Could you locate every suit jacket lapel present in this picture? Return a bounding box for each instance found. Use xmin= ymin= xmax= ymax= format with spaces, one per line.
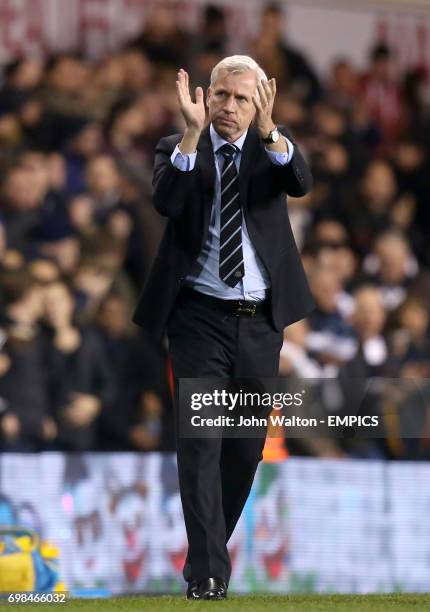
xmin=196 ymin=126 xmax=216 ymax=230
xmin=238 ymin=127 xmax=260 ymax=210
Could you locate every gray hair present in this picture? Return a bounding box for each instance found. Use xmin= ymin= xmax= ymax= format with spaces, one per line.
xmin=210 ymin=55 xmax=267 ymax=87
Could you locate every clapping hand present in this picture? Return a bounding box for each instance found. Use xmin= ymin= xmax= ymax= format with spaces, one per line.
xmin=252 ymin=78 xmax=277 ymax=137
xmin=176 ymin=69 xmax=206 ymax=132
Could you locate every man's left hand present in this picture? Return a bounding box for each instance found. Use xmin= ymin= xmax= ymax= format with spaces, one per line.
xmin=252 ymin=78 xmax=277 ymax=138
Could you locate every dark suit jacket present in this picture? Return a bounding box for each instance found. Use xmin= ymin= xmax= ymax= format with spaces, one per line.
xmin=132 ymin=124 xmax=315 ymax=339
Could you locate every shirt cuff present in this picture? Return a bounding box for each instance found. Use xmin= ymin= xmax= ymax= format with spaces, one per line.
xmin=265 ymin=136 xmax=294 ymax=165
xmin=171 ymin=145 xmax=197 ymax=171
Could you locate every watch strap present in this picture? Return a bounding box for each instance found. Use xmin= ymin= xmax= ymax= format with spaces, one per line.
xmin=262 ymin=128 xmax=279 ymax=144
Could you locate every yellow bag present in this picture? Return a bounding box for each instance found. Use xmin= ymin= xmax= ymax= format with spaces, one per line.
xmin=0 ymin=528 xmax=63 ymax=593
xmin=0 ymin=530 xmax=37 ymax=591
xmin=0 ymin=550 xmax=35 ymax=591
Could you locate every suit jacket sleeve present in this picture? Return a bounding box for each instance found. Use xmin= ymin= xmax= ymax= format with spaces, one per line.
xmin=273 ymin=126 xmax=313 ymax=197
xmin=152 ymin=134 xmax=197 ymax=218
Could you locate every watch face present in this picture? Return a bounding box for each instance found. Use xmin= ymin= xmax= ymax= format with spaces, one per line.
xmin=271 ymin=130 xmax=280 ymax=143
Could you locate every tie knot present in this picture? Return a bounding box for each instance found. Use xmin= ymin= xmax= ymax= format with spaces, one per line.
xmin=218 ymin=143 xmax=237 ymax=159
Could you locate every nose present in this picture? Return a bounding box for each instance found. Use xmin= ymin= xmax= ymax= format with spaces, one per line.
xmin=223 ymin=95 xmax=236 ymax=113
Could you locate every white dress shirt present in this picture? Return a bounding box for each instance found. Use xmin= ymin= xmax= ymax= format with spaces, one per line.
xmin=170 ymin=124 xmax=294 ymax=301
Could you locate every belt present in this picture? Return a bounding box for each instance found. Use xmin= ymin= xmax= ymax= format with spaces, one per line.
xmin=180 ymin=287 xmax=270 ymax=318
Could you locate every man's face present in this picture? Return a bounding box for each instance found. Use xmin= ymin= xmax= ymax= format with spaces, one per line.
xmin=86 ymin=155 xmax=120 ymax=196
xmin=207 ymin=69 xmax=257 ymax=142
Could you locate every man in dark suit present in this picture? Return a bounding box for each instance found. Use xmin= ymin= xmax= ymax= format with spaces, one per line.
xmin=133 ymin=55 xmax=314 ymax=599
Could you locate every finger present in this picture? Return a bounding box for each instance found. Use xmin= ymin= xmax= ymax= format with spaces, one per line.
xmin=262 ymin=79 xmax=273 ymax=105
xmin=270 ymin=77 xmax=277 ymax=97
xmin=252 ymin=94 xmax=263 ymax=113
xmin=177 ymin=69 xmax=185 ymax=85
xmin=257 ymin=82 xmax=268 ymax=107
xmin=177 ymin=71 xmax=190 ymax=104
xmin=177 ymin=75 xmax=186 ymax=96
xmin=195 ymin=86 xmax=204 ymax=105
xmin=178 ymin=70 xmax=188 ymax=94
xmin=263 ymin=78 xmax=273 ymax=99
xmin=176 ymin=70 xmax=183 ymax=91
xmin=176 ymin=79 xmax=186 ymax=107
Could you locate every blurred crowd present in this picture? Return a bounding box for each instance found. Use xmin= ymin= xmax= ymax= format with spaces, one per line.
xmin=0 ymin=2 xmax=429 ymax=458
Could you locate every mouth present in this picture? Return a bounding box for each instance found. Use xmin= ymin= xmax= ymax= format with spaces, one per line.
xmin=217 ymin=117 xmax=236 ymax=126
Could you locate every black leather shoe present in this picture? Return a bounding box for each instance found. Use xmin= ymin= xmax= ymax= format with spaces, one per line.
xmin=186 ymin=580 xmax=200 ymax=600
xmin=197 ymin=577 xmax=228 ymax=600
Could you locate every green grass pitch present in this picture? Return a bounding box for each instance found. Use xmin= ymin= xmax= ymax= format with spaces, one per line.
xmin=3 ymin=594 xmax=430 ymax=612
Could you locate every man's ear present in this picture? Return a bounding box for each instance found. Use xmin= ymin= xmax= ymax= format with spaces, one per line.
xmin=206 ymin=86 xmax=212 ymax=107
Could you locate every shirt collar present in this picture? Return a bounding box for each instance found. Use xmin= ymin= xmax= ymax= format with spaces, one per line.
xmin=210 ymin=123 xmax=248 ymax=154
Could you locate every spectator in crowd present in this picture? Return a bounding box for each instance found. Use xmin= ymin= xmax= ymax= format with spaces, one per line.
xmin=360 ymin=43 xmax=404 ymax=147
xmin=106 ymin=98 xmax=147 ymax=161
xmin=307 ymin=266 xmax=357 ymax=374
xmin=1 ymin=164 xmax=43 ymax=253
xmin=349 ymin=286 xmax=390 ymax=376
xmin=345 ymin=160 xmax=400 ymax=255
xmin=63 ymin=118 xmax=104 ymax=196
xmin=95 ymin=291 xmax=173 ymax=451
xmin=43 ymin=280 xmax=115 ymax=451
xmin=381 ymin=297 xmax=430 ymax=459
xmin=198 ymin=5 xmax=229 ymax=55
xmin=117 ymin=48 xmax=153 ymax=97
xmin=190 ymin=5 xmax=228 ymax=88
xmin=363 ymin=230 xmax=430 ymax=313
xmin=71 ymin=251 xmax=126 ymax=324
xmin=251 ymin=2 xmax=322 ymax=106
xmin=0 ymin=269 xmax=53 ymax=450
xmin=84 ymin=154 xmax=147 ymax=285
xmin=43 ymin=54 xmax=96 ymax=121
xmin=403 ymin=67 xmax=430 ymax=149
xmin=306 ymin=239 xmax=357 ymax=319
xmin=391 ymin=138 xmax=429 ymax=262
xmin=392 ymin=298 xmax=430 ymax=375
xmin=326 ymin=58 xmax=360 ymax=113
xmin=0 ymin=58 xmax=44 ymax=116
xmin=128 ymin=2 xmax=190 ymax=70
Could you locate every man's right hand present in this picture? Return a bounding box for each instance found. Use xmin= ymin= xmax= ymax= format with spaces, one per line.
xmin=176 ymin=68 xmax=205 ymax=153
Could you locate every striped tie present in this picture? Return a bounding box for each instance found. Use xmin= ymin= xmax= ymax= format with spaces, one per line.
xmin=218 ymin=143 xmax=244 ymax=287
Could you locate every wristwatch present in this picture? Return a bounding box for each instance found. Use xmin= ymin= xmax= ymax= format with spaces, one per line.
xmin=262 ymin=128 xmax=280 ymax=144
